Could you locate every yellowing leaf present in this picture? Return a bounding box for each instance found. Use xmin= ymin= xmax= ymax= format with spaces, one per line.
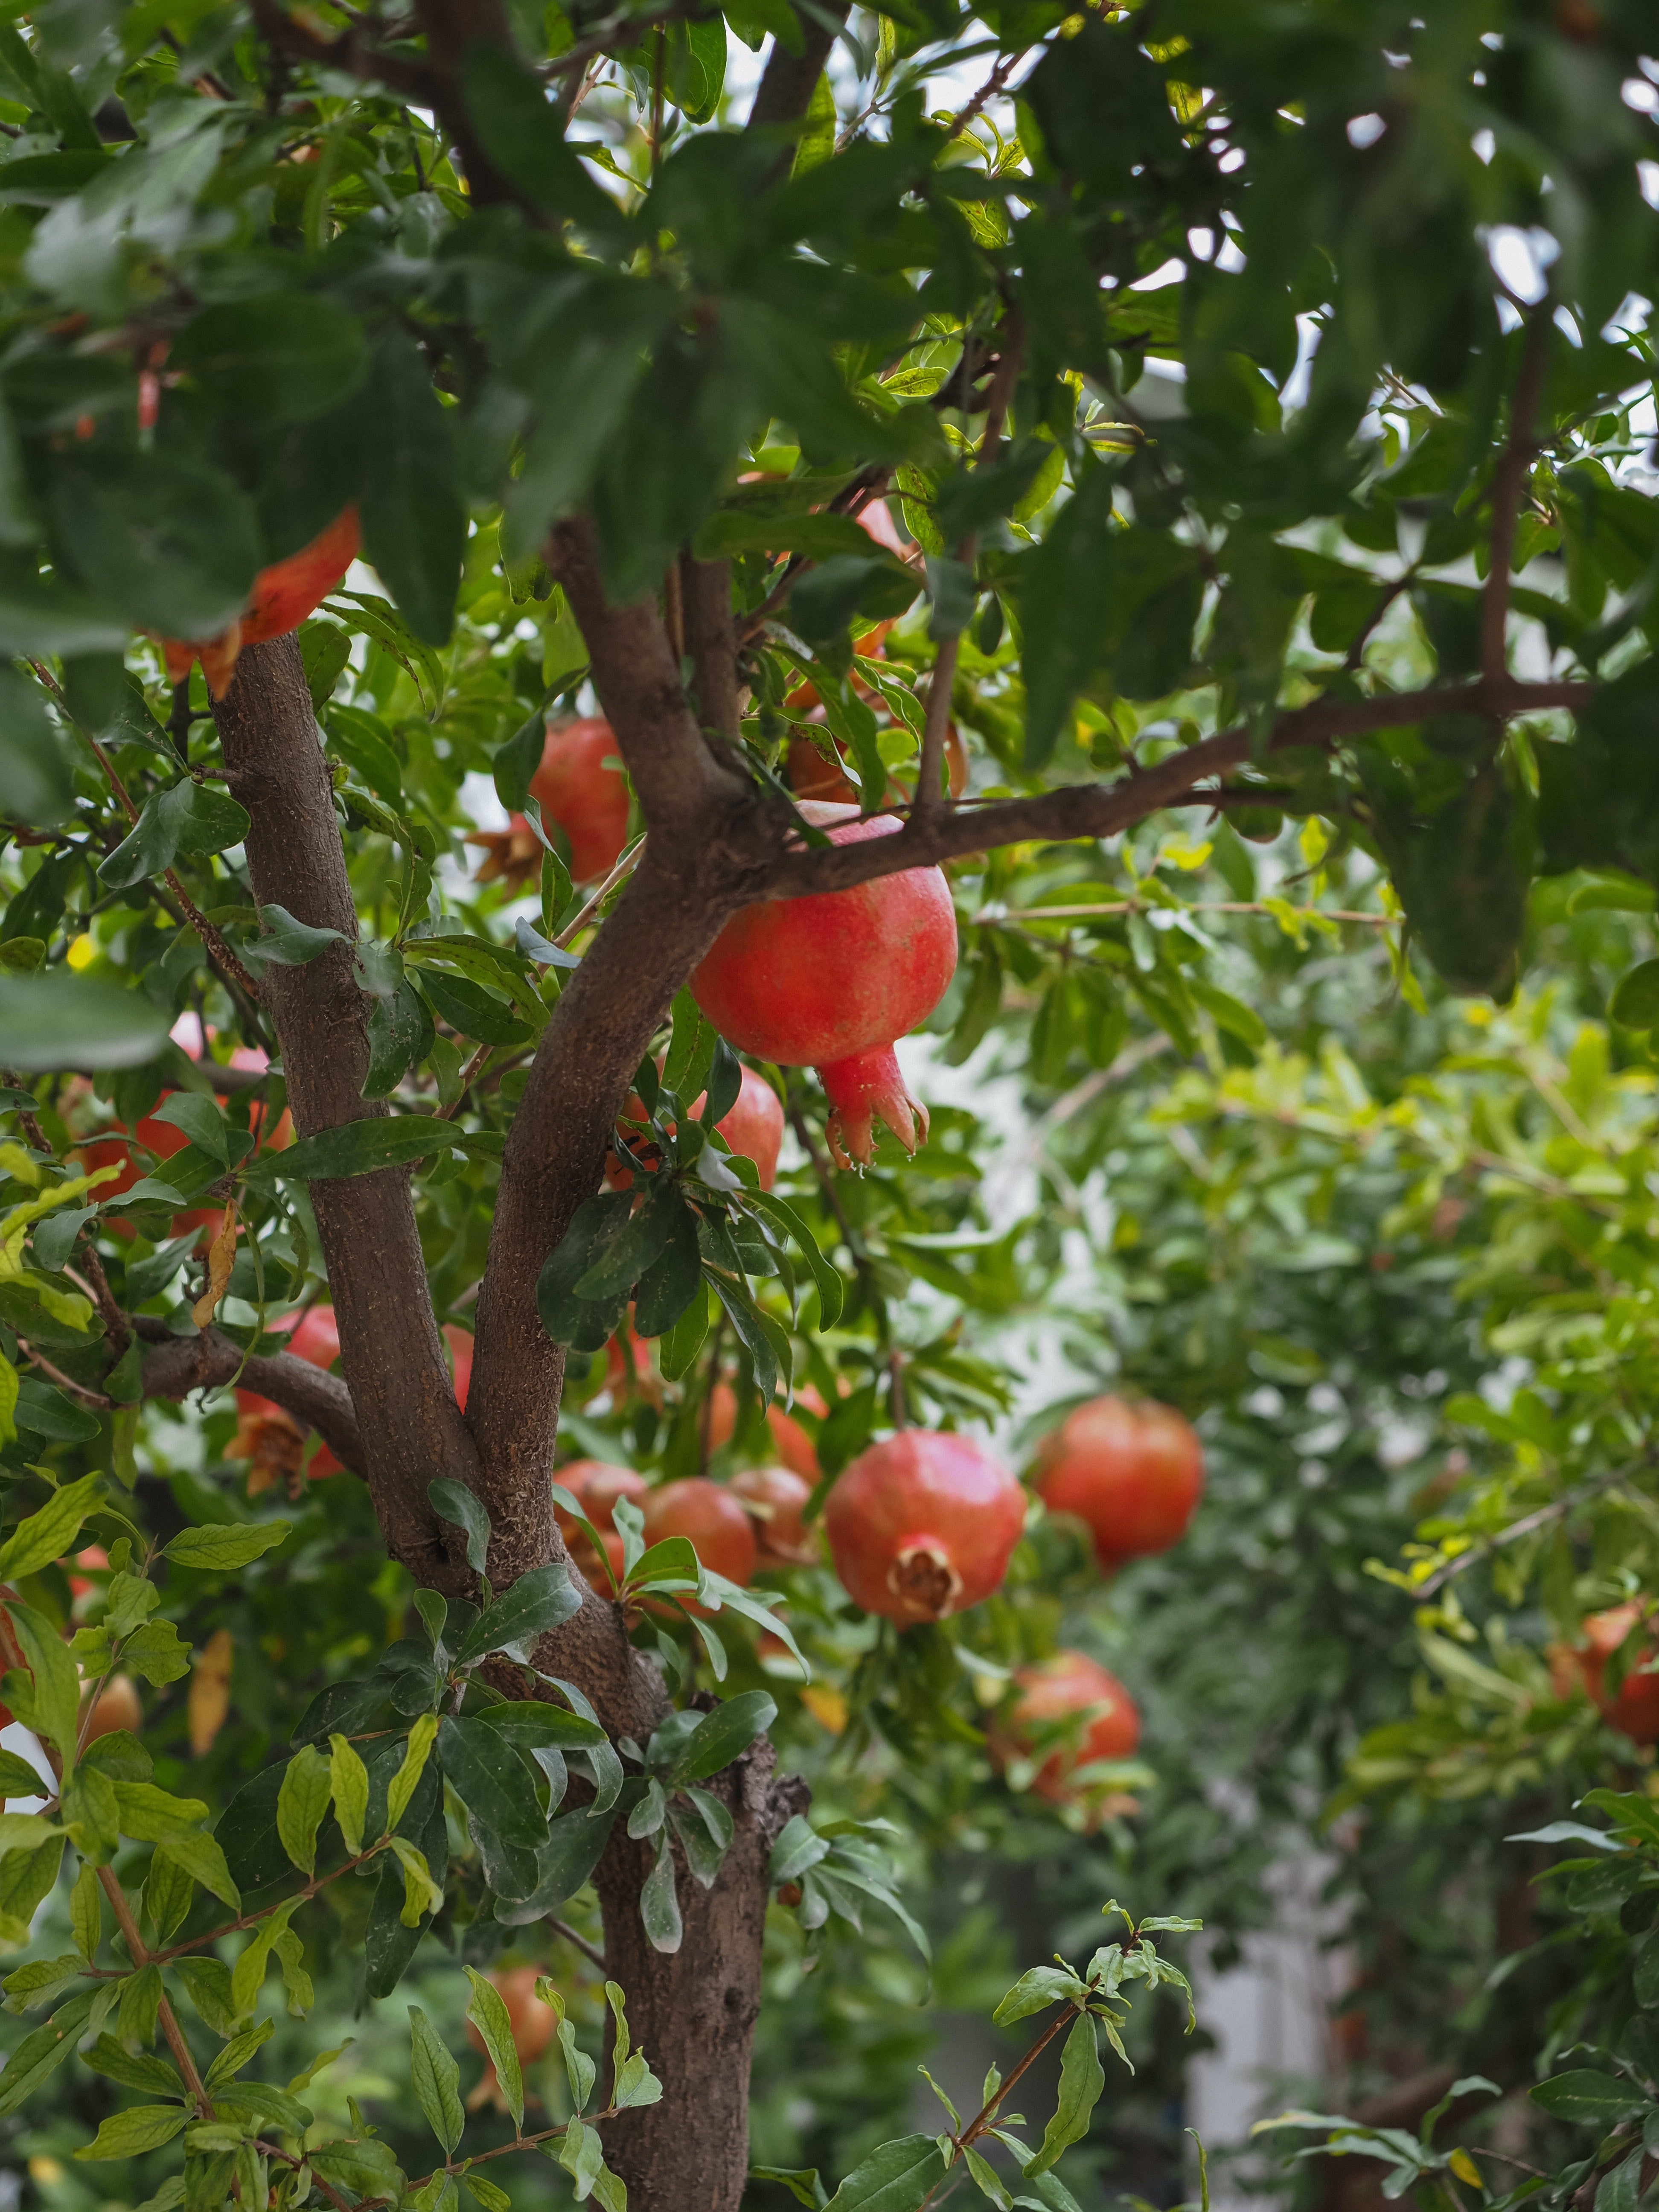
xmin=191 ymin=1206 xmax=238 ymax=1330
xmin=188 ymin=1628 xmax=234 ymax=1757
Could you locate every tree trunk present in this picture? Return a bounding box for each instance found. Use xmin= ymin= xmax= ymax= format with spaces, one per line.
xmin=595 ymin=1738 xmax=809 ymax=2206
xmin=209 ymin=631 xmax=806 ymax=2212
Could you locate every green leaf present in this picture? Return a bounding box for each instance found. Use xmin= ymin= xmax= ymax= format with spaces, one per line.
xmin=248 ymin=1115 xmax=492 ymax=1186
xmin=0 ymin=1471 xmax=102 ymax=1580
xmin=822 ymin=2135 xmax=949 ymax=2212
xmin=98 ymin=780 xmax=252 ymax=891
xmin=276 ymin=1745 xmax=332 ymax=1875
xmin=0 ymin=974 xmax=169 ymax=1072
xmin=149 ymin=1091 xmax=230 ymax=1168
xmin=640 ymin=1830 xmax=682 ymax=1953
xmin=1529 ymin=2072 xmax=1647 ymax=2124
xmin=8 ymin=1601 xmax=80 ymax=1759
xmin=164 ymin=1522 xmax=291 ymax=1572
xmin=751 ymin=2169 xmax=830 ymax=2210
xmin=408 ymin=2003 xmax=465 ymax=2155
xmin=461 ymin=44 xmax=632 ymax=238
xmin=430 ymin=1479 xmax=492 ymax=1575
xmin=668 ymin=1690 xmax=777 ymax=1783
xmin=387 ymin=1713 xmax=439 ymax=1834
xmin=52 ymin=450 xmax=260 ymax=642
xmin=745 ymin=1193 xmax=844 ymax=1329
xmin=993 ymin=1967 xmax=1088 ymax=2027
xmin=1610 ymin=959 xmax=1659 ymax=1030
xmin=75 ymin=2105 xmax=190 ymax=2160
xmin=495 ymin=1805 xmax=617 ymax=1925
xmin=172 ymin=294 xmax=367 ymax=425
xmin=0 ymin=668 xmax=72 ymax=824
xmin=111 ymin=1782 xmax=209 ymax=1842
xmin=69 ymin=1857 xmax=99 ymax=1958
xmin=243 ymin=905 xmax=349 ymax=971
xmin=464 ymin=1963 xmax=524 ymax=2131
xmin=329 ymin=1734 xmax=370 ymax=1855
xmin=154 ymin=1831 xmax=238 ymax=1910
xmin=358 ymin=329 xmax=466 ymax=646
xmin=1026 ymin=2016 xmax=1105 ymax=2176
xmin=454 ymin=1565 xmax=583 ymax=1665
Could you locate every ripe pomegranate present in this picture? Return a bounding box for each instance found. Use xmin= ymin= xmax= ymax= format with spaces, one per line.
xmin=1035 ymin=1395 xmax=1203 ymax=1568
xmin=446 ymin=1324 xmax=474 ymax=1411
xmin=83 ymin=1674 xmax=142 ymax=1740
xmin=824 ymin=1430 xmax=1025 ymax=1626
xmin=157 ymin=508 xmax=358 ymax=697
xmin=705 ymin=1382 xmax=827 ymax=1477
xmin=65 ymin=1544 xmax=108 ymax=1601
xmin=610 ymin=1063 xmax=785 ymax=1193
xmin=640 ymin=1479 xmax=757 ymax=1589
xmin=992 ymin=1652 xmax=1141 ymax=1805
xmin=469 ymin=717 xmax=629 ymax=891
xmin=731 ymin=1466 xmax=819 ymax=1567
xmin=555 ymin=1460 xmax=648 ymax=1587
xmin=1557 ymin=1605 xmax=1659 ymax=1744
xmin=466 ymin=1965 xmax=557 ymax=2110
xmin=691 ymin=803 xmax=957 ymax=1168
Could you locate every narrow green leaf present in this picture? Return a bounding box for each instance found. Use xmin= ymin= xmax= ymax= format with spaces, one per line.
xmin=409 ymin=2003 xmax=466 ymax=2154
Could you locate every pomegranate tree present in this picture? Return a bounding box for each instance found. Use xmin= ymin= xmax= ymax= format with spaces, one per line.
xmin=158 ymin=507 xmax=359 ymax=696
xmin=824 ymin=1430 xmax=1025 ymax=1625
xmin=691 ymin=804 xmax=958 ymax=1168
xmin=1035 ymin=1395 xmax=1204 ymax=1568
xmin=471 ymin=716 xmax=629 ymax=890
xmin=992 ymin=1651 xmax=1141 ymax=1807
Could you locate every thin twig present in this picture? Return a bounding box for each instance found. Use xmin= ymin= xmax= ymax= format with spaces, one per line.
xmin=548 ymin=1913 xmax=608 ymax=1973
xmin=554 ymin=836 xmax=647 ymax=949
xmin=1481 ymin=310 xmax=1553 ymax=683
xmin=18 ymin=1342 xmax=113 ymax=1409
xmin=1412 ymin=1461 xmax=1650 ymax=1598
xmin=97 ymin=1867 xmax=217 ymax=2118
xmin=944 ymin=47 xmax=1029 ymax=141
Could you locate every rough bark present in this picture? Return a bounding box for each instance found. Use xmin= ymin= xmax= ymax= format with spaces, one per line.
xmin=596 ymin=1732 xmax=809 ymax=2203
xmin=211 ymin=636 xmax=479 ymax=1586
xmin=136 ymin=1319 xmax=362 ymax=1471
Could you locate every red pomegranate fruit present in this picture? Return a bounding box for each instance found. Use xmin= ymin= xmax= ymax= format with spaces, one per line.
xmin=730 ymin=1466 xmax=819 ymax=1567
xmin=824 ymin=1430 xmax=1025 ymax=1626
xmin=640 ymin=1479 xmax=757 ymax=1589
xmin=1565 ymin=1605 xmax=1659 ymax=1744
xmin=158 ymin=508 xmax=358 ymax=697
xmin=994 ymin=1652 xmax=1141 ymax=1804
xmin=691 ymin=803 xmax=957 ymax=1168
xmin=1035 ymin=1395 xmax=1203 ymax=1568
xmin=469 ymin=717 xmax=629 ymax=891
xmin=554 ymin=1460 xmax=647 ymax=1587
xmin=611 ymin=1063 xmax=785 ymax=1193
xmin=705 ymin=1382 xmax=827 ymax=1477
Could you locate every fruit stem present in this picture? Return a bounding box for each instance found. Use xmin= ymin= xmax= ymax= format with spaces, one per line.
xmin=888 ymin=1350 xmax=909 ymax=1430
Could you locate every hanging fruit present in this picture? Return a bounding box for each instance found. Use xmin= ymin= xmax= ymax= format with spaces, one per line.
xmin=1035 ymin=1395 xmax=1203 ymax=1569
xmin=610 ymin=1062 xmax=785 ymax=1193
xmin=1556 ymin=1605 xmax=1659 ymax=1744
xmin=555 ymin=1460 xmax=649 ymax=1586
xmin=730 ymin=1466 xmax=819 ymax=1567
xmin=83 ymin=1674 xmax=142 ymax=1740
xmin=824 ymin=1431 xmax=1025 ymax=1626
xmin=691 ymin=803 xmax=957 ymax=1168
xmin=704 ymin=1381 xmax=826 ymax=1476
xmin=640 ymin=1479 xmax=757 ymax=1589
xmin=991 ymin=1652 xmax=1141 ymax=1809
xmin=469 ymin=717 xmax=629 ymax=891
xmin=156 ymin=507 xmax=359 ymax=697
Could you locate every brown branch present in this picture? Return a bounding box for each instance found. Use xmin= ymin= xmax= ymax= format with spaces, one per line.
xmin=549 ymin=1913 xmax=609 ymax=1972
xmin=680 ymin=555 xmax=742 ymax=745
xmin=756 ymin=675 xmax=1595 ymax=900
xmin=97 ymin=1867 xmax=216 ymax=2117
xmin=748 ymin=0 xmax=852 ymax=138
xmin=135 ymin=1317 xmax=364 ymax=1473
xmin=1482 ymin=311 xmax=1553 ymax=684
xmin=944 ymin=48 xmax=1030 ymax=140
xmin=211 ymin=636 xmax=477 ymax=1588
